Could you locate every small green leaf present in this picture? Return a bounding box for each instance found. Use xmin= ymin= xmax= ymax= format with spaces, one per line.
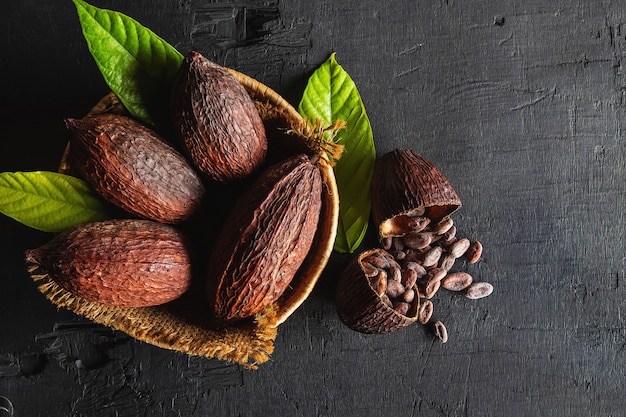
xmin=0 ymin=171 xmax=110 ymax=233
xmin=73 ymin=0 xmax=183 ymax=126
xmin=298 ymin=53 xmax=376 ymax=253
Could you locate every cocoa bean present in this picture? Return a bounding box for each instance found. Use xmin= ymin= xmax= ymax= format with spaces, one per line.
xmin=369 ymin=269 xmax=388 ymax=296
xmin=466 ymin=241 xmax=483 ymax=264
xmin=465 ymin=282 xmax=494 ymax=299
xmin=426 ymin=267 xmax=447 ymax=283
xmin=386 ymin=279 xmax=406 ymax=298
xmin=388 ymin=265 xmax=402 ymax=282
xmin=441 ymin=272 xmax=473 ymax=291
xmin=423 ymin=278 xmax=441 ymax=299
xmin=434 ymin=217 xmax=454 ymax=235
xmin=393 ymin=301 xmax=410 ymax=316
xmin=403 ymin=232 xmax=432 ymax=250
xmin=449 ymin=238 xmax=471 ymax=258
xmin=402 ymin=288 xmax=416 ymax=303
xmin=439 ymin=254 xmax=456 ymax=272
xmin=418 ymin=300 xmax=434 ymax=324
xmin=433 ymin=320 xmax=448 ymax=343
xmin=405 ymin=261 xmax=427 ymax=278
xmin=361 ymin=261 xmax=380 ymax=278
xmin=422 ymin=246 xmax=443 ymax=267
xmin=401 ymin=268 xmax=418 ymax=289
xmin=362 ymin=254 xmax=390 ymax=270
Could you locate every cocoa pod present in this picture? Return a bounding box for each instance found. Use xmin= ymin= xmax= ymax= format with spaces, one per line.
xmin=371 ymin=149 xmax=461 ymax=238
xmin=335 ymin=248 xmax=420 ymax=334
xmin=25 ymin=219 xmax=192 ymax=307
xmin=171 ymin=51 xmax=267 ymax=183
xmin=207 ymin=154 xmax=322 ymax=324
xmin=65 ymin=114 xmax=206 ymax=224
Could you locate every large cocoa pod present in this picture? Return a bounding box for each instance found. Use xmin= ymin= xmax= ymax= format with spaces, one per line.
xmin=171 ymin=51 xmax=268 ymax=183
xmin=25 ymin=219 xmax=192 ymax=307
xmin=207 ymin=154 xmax=323 ymax=324
xmin=65 ymin=113 xmax=206 ymax=224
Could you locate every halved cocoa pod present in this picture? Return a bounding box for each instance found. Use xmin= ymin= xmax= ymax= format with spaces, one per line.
xmin=207 ymin=153 xmax=323 ymax=324
xmin=371 ymin=149 xmax=461 ymax=238
xmin=66 ymin=113 xmax=206 ymax=224
xmin=335 ymin=248 xmax=419 ymax=334
xmin=171 ymin=51 xmax=267 ymax=183
xmin=25 ymin=219 xmax=192 ymax=307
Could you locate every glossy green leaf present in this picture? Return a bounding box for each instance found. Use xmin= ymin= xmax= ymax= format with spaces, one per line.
xmin=0 ymin=171 xmax=109 ymax=233
xmin=73 ymin=0 xmax=183 ymax=126
xmin=298 ymin=53 xmax=376 ymax=253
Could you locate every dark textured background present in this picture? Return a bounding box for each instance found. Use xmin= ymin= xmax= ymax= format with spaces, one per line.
xmin=1 ymin=1 xmax=625 ymax=416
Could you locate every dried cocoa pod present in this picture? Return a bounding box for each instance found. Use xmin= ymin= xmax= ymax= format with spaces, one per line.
xmin=335 ymin=248 xmax=420 ymax=334
xmin=207 ymin=154 xmax=322 ymax=324
xmin=171 ymin=51 xmax=267 ymax=183
xmin=371 ymin=149 xmax=461 ymax=238
xmin=65 ymin=114 xmax=206 ymax=224
xmin=25 ymin=219 xmax=192 ymax=307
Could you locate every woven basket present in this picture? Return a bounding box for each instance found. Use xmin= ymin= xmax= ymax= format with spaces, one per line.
xmin=32 ymin=69 xmax=339 ymax=369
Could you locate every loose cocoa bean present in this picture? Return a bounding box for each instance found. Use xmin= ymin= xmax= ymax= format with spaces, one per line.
xmin=434 ymin=217 xmax=454 ymax=235
xmin=449 ymin=238 xmax=471 ymax=258
xmin=465 ymin=282 xmax=494 ymax=299
xmin=422 ymin=246 xmax=443 ymax=267
xmin=403 ymin=232 xmax=432 ymax=250
xmin=401 ymin=268 xmax=418 ymax=289
xmin=423 ymin=278 xmax=441 ymax=299
xmin=418 ymin=300 xmax=434 ymax=324
xmin=426 ymin=267 xmax=447 ymax=283
xmin=405 ymin=261 xmax=427 ymax=278
xmin=441 ymin=272 xmax=473 ymax=291
xmin=439 ymin=254 xmax=456 ymax=272
xmin=433 ymin=321 xmax=448 ymax=343
xmin=466 ymin=241 xmax=483 ymax=264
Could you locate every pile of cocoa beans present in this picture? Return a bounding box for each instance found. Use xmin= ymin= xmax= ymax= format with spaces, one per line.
xmin=26 ymin=51 xmax=324 ymax=326
xmin=336 ymin=149 xmax=493 ymax=342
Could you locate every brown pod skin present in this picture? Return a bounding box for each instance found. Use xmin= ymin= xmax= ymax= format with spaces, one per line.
xmin=171 ymin=51 xmax=267 ymax=183
xmin=66 ymin=114 xmax=206 ymax=224
xmin=371 ymin=149 xmax=461 ymax=238
xmin=207 ymin=154 xmax=322 ymax=324
xmin=335 ymin=249 xmax=419 ymax=334
xmin=25 ymin=219 xmax=192 ymax=307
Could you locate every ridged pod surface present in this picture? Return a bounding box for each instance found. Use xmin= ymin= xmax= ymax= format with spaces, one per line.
xmin=171 ymin=51 xmax=267 ymax=183
xmin=25 ymin=219 xmax=192 ymax=307
xmin=66 ymin=114 xmax=206 ymax=224
xmin=371 ymin=149 xmax=461 ymax=238
xmin=207 ymin=154 xmax=322 ymax=324
xmin=336 ymin=248 xmax=419 ymax=334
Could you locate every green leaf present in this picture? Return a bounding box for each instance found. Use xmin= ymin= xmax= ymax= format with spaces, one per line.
xmin=298 ymin=53 xmax=376 ymax=253
xmin=73 ymin=0 xmax=183 ymax=126
xmin=0 ymin=171 xmax=110 ymax=233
